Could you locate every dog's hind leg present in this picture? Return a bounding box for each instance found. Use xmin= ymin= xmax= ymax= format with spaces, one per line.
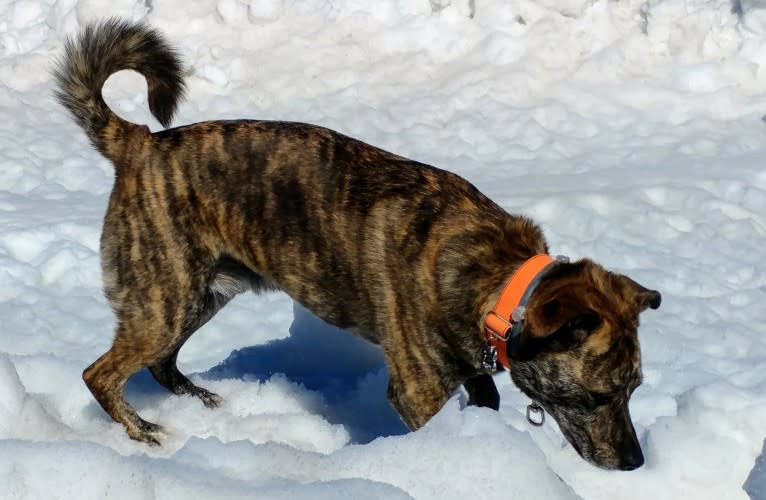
xmin=83 ymin=319 xmax=181 ymax=445
xmin=146 ymin=289 xmax=230 ymax=408
xmin=148 ymin=256 xmax=267 ymax=408
xmin=148 ymin=343 xmax=222 ymax=408
xmin=463 ymin=373 xmax=500 ymax=410
xmin=84 ymin=254 xmax=235 ymax=445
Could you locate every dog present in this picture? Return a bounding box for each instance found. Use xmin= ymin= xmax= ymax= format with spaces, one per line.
xmin=53 ymin=19 xmax=660 ymax=470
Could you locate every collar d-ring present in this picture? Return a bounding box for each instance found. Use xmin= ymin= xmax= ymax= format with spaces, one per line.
xmin=526 ymin=402 xmax=545 ymax=427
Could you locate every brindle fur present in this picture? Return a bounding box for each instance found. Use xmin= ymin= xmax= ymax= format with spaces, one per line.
xmin=54 ymin=19 xmax=660 ymax=469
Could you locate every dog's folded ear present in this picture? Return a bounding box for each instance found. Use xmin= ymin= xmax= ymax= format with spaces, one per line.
xmin=526 ymin=296 xmax=600 ymax=338
xmin=612 ymin=274 xmax=661 ymax=312
xmin=517 ymin=294 xmax=602 ymax=358
xmin=515 ymin=293 xmax=602 ymax=360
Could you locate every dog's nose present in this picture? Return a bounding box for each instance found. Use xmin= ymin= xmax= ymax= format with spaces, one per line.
xmin=647 ymin=290 xmax=661 ymax=310
xmin=618 ymin=447 xmax=645 ymax=471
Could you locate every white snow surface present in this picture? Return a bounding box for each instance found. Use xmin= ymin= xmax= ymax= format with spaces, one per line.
xmin=1 ymin=1 xmax=765 ymax=499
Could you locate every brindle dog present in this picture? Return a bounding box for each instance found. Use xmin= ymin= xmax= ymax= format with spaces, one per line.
xmin=53 ymin=19 xmax=660 ymax=470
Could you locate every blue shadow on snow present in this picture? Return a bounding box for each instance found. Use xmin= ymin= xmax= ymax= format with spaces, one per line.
xmin=124 ymin=303 xmax=408 ymax=443
xmin=206 ymin=302 xmax=408 ymax=443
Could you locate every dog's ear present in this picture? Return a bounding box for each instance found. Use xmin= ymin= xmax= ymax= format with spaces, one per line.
xmin=613 ymin=274 xmax=661 ymax=312
xmin=519 ymin=294 xmax=601 ymax=357
xmin=524 ymin=290 xmax=601 ymax=342
xmin=526 ymin=296 xmax=598 ymax=338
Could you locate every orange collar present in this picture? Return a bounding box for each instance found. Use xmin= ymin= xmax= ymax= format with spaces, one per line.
xmin=483 ymin=254 xmax=556 ymax=369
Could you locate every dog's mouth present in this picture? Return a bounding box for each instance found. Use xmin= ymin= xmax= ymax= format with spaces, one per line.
xmin=550 ymin=405 xmax=645 ymax=471
xmin=560 ymin=427 xmax=641 ymax=470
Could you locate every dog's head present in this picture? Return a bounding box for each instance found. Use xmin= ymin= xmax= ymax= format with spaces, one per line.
xmin=509 ymin=259 xmax=660 ymax=470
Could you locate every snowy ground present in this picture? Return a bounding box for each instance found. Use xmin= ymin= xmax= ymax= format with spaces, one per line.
xmin=1 ymin=0 xmax=765 ymax=499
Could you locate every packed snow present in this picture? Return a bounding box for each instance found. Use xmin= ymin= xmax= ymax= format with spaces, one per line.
xmin=1 ymin=0 xmax=765 ymax=499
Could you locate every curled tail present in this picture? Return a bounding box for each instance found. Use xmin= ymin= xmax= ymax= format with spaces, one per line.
xmin=52 ymin=18 xmax=185 ymax=156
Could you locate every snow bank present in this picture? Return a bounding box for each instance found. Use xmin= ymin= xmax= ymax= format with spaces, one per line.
xmin=0 ymin=439 xmax=413 ymax=500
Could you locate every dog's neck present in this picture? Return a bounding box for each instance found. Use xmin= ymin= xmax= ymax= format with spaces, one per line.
xmin=474 ymin=217 xmax=549 ymax=319
xmin=436 ymin=214 xmax=549 ymax=370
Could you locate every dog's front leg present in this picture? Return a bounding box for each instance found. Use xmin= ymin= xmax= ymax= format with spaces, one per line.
xmin=463 ymin=373 xmax=500 ymax=410
xmin=384 ymin=353 xmax=459 ymax=430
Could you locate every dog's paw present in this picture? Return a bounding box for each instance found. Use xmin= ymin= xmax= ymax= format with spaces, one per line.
xmin=128 ymin=419 xmax=166 ymax=446
xmin=189 ymin=386 xmax=223 ymax=409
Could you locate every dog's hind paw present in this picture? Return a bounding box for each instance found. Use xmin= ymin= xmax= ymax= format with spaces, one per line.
xmin=127 ymin=418 xmax=166 ymax=446
xmin=188 ymin=386 xmax=223 ymax=409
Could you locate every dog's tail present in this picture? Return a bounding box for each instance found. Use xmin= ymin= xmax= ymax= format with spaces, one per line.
xmin=52 ymin=18 xmax=185 ymax=158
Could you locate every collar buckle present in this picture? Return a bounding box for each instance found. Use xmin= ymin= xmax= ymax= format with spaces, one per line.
xmin=484 ymin=312 xmax=513 ymax=341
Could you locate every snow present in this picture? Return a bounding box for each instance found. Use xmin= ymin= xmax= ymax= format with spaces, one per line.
xmin=1 ymin=0 xmax=765 ymax=498
xmin=747 ymin=439 xmax=766 ymax=499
